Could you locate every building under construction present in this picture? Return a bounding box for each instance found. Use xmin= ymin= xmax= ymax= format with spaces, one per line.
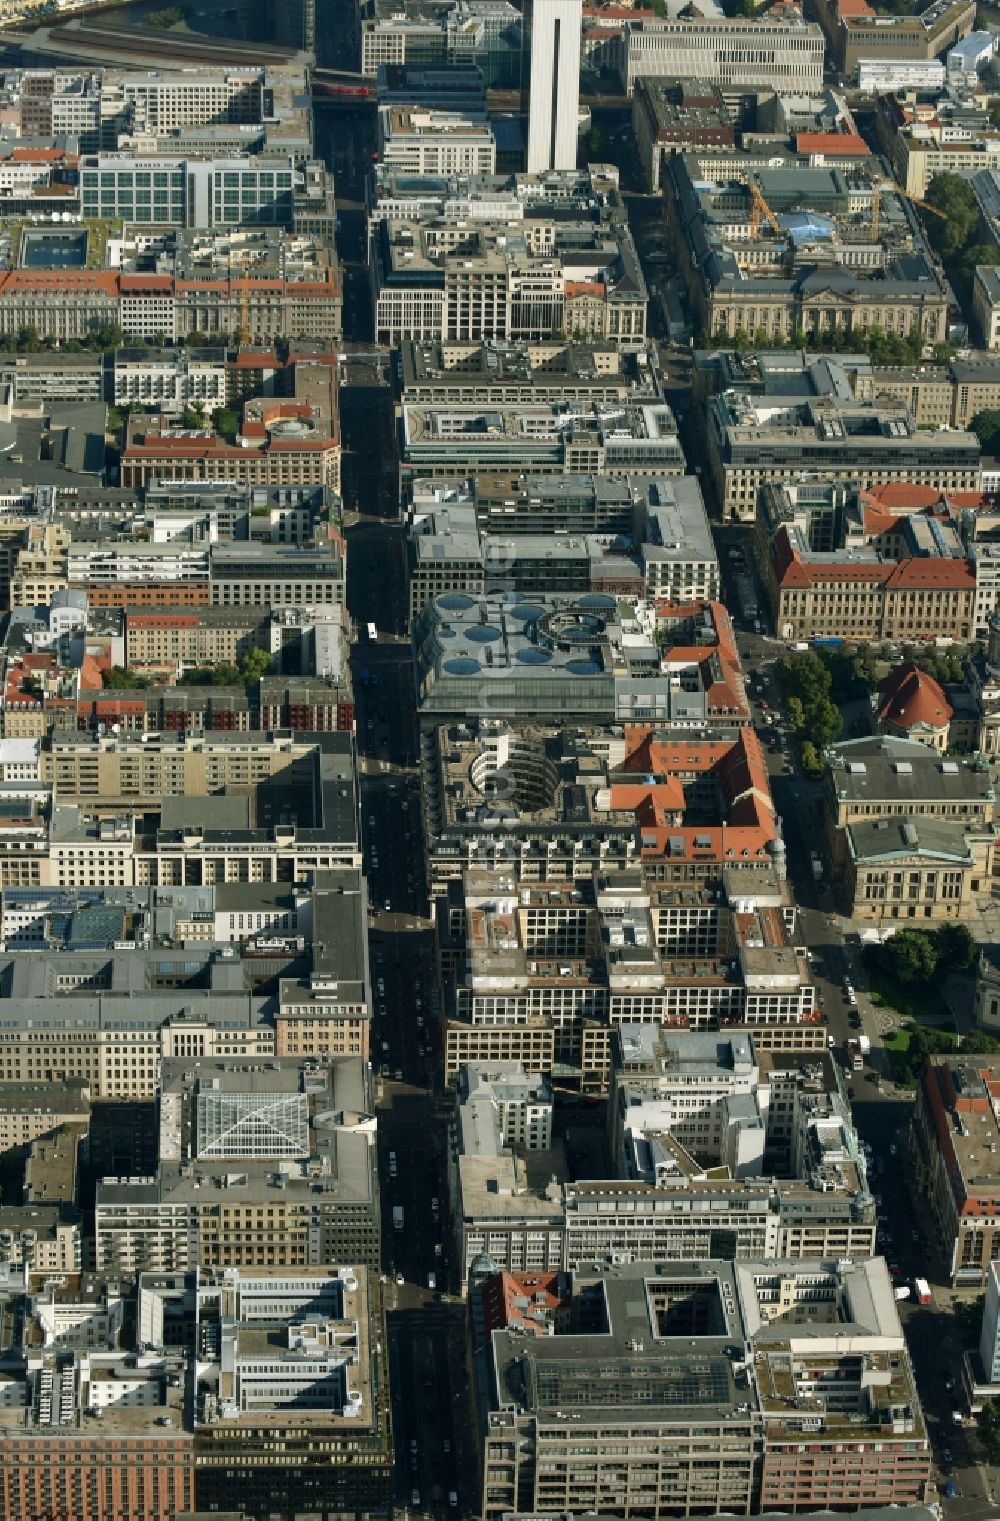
xmin=664 ymin=153 xmax=951 ymax=344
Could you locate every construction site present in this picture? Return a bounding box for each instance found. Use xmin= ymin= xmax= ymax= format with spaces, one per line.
xmin=664 ymin=153 xmax=952 ymax=344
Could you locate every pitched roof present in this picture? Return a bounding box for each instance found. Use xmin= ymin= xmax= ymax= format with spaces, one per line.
xmin=878 ymin=662 xmax=953 ymax=731
xmin=795 ymin=131 xmax=869 ymax=155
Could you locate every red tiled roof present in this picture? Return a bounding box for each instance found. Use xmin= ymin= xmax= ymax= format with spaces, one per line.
xmin=878 ymin=662 xmax=953 ymax=730
xmin=795 ymin=131 xmax=869 ymax=155
xmin=863 ymin=482 xmax=942 ymax=510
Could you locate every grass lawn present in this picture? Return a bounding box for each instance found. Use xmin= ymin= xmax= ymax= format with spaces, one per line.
xmin=883 ymin=1024 xmax=955 ymax=1087
xmin=867 ymin=969 xmax=950 ymax=1024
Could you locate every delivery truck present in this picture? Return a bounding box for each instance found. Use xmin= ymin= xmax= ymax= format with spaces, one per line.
xmin=914 ymin=1277 xmax=932 ymax=1305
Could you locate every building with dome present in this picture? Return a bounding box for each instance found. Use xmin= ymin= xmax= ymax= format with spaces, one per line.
xmin=876 ymin=662 xmax=954 ymax=751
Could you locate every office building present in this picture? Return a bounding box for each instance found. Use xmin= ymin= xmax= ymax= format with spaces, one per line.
xmin=406 ymin=474 xmax=718 ymax=616
xmin=665 ymin=155 xmax=950 ymax=358
xmin=95 ymin=1056 xmax=379 ymax=1273
xmin=478 ymin=1258 xmax=929 ymax=1517
xmin=974 ymin=268 xmax=1000 ymax=351
xmin=856 ymin=58 xmax=947 ymax=90
xmin=619 ymin=15 xmax=825 ymax=95
xmin=707 ymin=391 xmax=979 ymax=521
xmin=457 ymin=1062 xmax=554 ymax=1152
xmin=912 ymin=1053 xmax=1000 ymax=1285
xmin=400 ymin=399 xmax=678 ymax=485
xmin=526 ymin=0 xmax=582 ymax=173
xmin=811 ymin=0 xmax=975 ymax=75
xmin=981 ymin=1261 xmax=1000 ymax=1383
xmin=136 ymin=1266 xmax=392 ymax=1521
xmin=399 ymin=338 xmax=661 ymax=409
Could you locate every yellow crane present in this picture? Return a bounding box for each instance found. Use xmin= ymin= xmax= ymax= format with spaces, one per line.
xmin=871 ymin=180 xmax=949 ymax=241
xmin=749 ymin=181 xmax=782 ymax=238
xmin=239 ymin=280 xmax=251 ymax=347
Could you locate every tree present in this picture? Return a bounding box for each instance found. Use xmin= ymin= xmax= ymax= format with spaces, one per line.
xmin=212 ymin=663 xmax=241 ymax=686
xmin=924 ymin=173 xmax=980 ymax=260
xmin=181 ymin=402 xmax=206 ymax=430
xmin=106 ymin=405 xmax=125 ymax=434
xmin=934 ymin=921 xmax=977 ymax=975
xmin=971 ymin=408 xmax=1000 ymax=456
xmin=238 ymin=647 xmax=275 ymax=682
xmin=961 ymin=1030 xmax=1000 ymax=1053
xmin=799 ymin=740 xmax=825 ymax=777
xmin=82 ymin=323 xmax=122 ymax=352
xmin=959 ymin=242 xmax=1000 ymax=286
xmin=979 ymin=1399 xmax=1000 ymax=1464
xmin=101 ymin=666 xmax=150 ymax=690
xmin=211 ymin=407 xmax=239 ymax=442
xmin=810 ymin=698 xmax=843 ymax=748
xmin=882 ymin=929 xmax=939 ymax=986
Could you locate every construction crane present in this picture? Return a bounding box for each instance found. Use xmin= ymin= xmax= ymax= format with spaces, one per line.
xmin=871 ymin=180 xmax=949 ymax=241
xmin=749 ymin=181 xmax=782 ymax=238
xmin=239 ymin=281 xmax=251 ymax=348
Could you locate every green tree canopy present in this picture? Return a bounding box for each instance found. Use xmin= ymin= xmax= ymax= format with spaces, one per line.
xmin=934 ymin=921 xmax=977 ymax=974
xmin=239 ymin=647 xmax=275 ymax=682
xmin=924 ymin=172 xmax=981 ymax=260
xmin=979 ymin=1398 xmax=1000 ymax=1464
xmin=212 ymin=407 xmax=239 ymax=442
xmin=881 ymin=929 xmax=939 ymax=986
xmin=972 ymin=408 xmax=1000 ymax=455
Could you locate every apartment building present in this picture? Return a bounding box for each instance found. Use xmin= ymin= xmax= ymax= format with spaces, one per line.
xmin=911 ymin=1053 xmax=1000 ymax=1285
xmin=479 ymin=1258 xmax=929 ymax=1517
xmin=619 ymin=16 xmax=825 ymax=94
xmin=113 ymin=347 xmax=228 ymax=414
xmin=95 ymin=1056 xmax=379 ymax=1273
xmin=707 ymin=392 xmax=979 ymax=521
xmin=0 ymin=1339 xmax=194 ymax=1521
xmin=122 ymin=606 xmax=269 ymax=673
xmin=0 ymin=1077 xmax=90 ymax=1152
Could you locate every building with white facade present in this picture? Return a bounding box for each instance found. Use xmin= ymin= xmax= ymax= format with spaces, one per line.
xmin=457 ymin=1062 xmax=554 ymax=1152
xmin=113 ymin=347 xmax=228 ymax=415
xmin=377 ymin=105 xmax=496 ymax=175
xmin=856 ymin=58 xmax=946 ymax=90
xmin=619 ymin=16 xmax=825 ymax=96
xmin=526 ymin=0 xmax=582 ymax=173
